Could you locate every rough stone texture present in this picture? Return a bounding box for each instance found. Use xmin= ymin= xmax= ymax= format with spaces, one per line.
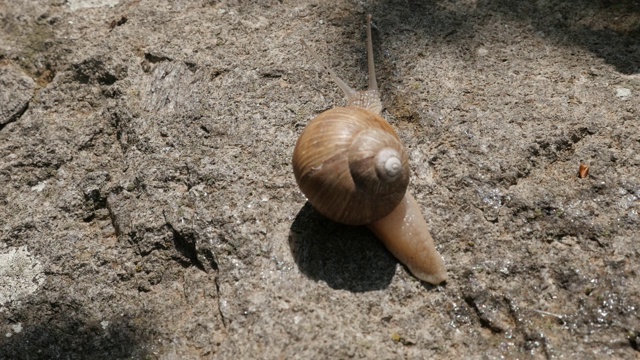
xmin=0 ymin=0 xmax=638 ymax=359
xmin=0 ymin=246 xmax=45 ymax=313
xmin=0 ymin=66 xmax=35 ymax=126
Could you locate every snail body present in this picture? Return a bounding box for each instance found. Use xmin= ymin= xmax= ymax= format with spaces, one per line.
xmin=293 ymin=15 xmax=447 ymax=284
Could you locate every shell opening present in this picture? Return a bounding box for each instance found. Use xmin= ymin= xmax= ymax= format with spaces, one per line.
xmin=375 ymin=148 xmax=403 ymax=182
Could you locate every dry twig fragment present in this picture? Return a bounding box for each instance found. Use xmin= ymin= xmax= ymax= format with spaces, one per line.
xmin=578 ymin=163 xmax=589 ymax=178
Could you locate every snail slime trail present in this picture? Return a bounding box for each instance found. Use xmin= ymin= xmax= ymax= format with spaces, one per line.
xmin=292 ymin=15 xmax=447 ymax=285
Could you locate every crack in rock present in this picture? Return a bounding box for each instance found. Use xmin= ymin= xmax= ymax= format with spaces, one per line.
xmin=0 ymin=65 xmax=36 ymax=130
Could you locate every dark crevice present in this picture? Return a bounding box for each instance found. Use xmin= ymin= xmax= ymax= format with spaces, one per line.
xmin=144 ymin=53 xmax=171 ymax=64
xmin=109 ymin=15 xmax=128 ymax=30
xmin=165 ymin=222 xmax=205 ymax=271
xmin=82 ymin=186 xmax=109 ymax=223
xmin=185 ymin=61 xmax=197 ymax=72
xmin=463 ymin=293 xmax=505 ymax=334
xmin=0 ymin=100 xmax=30 ymax=131
xmin=97 ymin=73 xmax=117 ymax=86
xmin=106 ymin=191 xmax=126 ymax=238
xmin=215 ymin=276 xmax=227 ymax=328
xmin=84 ymin=188 xmax=108 ymax=210
xmin=260 ymin=69 xmax=283 ymax=78
xmin=210 ymin=69 xmax=227 ymax=80
xmin=71 ymin=58 xmax=124 ymax=85
xmin=629 ymin=330 xmax=639 ymax=351
xmin=200 ymin=247 xmax=219 ymax=271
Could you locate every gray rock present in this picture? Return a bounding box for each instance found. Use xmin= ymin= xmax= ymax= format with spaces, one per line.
xmin=0 ymin=66 xmax=35 ymax=126
xmin=0 ymin=0 xmax=638 ymax=359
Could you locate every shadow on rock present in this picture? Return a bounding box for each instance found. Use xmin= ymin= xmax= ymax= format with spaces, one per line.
xmin=363 ymin=0 xmax=640 ymax=74
xmin=289 ymin=203 xmax=397 ymax=292
xmin=0 ymin=307 xmax=150 ymax=360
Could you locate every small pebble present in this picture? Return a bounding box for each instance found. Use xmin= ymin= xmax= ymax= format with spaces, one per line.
xmin=615 ymin=87 xmax=631 ymax=99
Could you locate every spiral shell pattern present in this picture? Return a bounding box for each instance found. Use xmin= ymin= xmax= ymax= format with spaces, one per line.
xmin=292 ymin=106 xmax=410 ymax=225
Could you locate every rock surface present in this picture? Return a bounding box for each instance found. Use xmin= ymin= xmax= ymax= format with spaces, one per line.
xmin=0 ymin=0 xmax=638 ymax=359
xmin=0 ymin=66 xmax=35 ymax=126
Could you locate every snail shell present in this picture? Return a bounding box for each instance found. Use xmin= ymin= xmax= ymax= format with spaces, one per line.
xmin=292 ymin=106 xmax=410 ymax=225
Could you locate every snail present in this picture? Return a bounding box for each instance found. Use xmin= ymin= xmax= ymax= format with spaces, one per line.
xmin=292 ymin=15 xmax=447 ymax=285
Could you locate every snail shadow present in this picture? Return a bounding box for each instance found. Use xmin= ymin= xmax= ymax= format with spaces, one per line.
xmin=289 ymin=203 xmax=397 ymax=292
